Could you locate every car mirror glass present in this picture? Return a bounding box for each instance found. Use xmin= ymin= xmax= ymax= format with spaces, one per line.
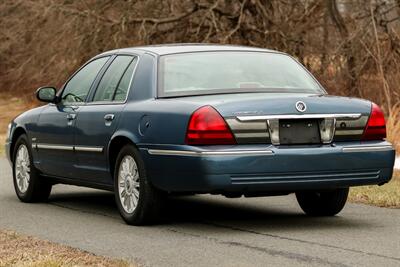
xmin=36 ymin=87 xmax=57 ymax=103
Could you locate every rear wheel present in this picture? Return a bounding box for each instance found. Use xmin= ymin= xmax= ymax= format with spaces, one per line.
xmin=13 ymin=134 xmax=52 ymax=202
xmin=296 ymin=188 xmax=349 ymax=216
xmin=114 ymin=144 xmax=165 ymax=225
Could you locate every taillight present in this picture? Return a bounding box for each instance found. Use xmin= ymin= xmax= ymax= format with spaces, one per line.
xmin=185 ymin=105 xmax=236 ymax=145
xmin=362 ymin=103 xmax=386 ymax=140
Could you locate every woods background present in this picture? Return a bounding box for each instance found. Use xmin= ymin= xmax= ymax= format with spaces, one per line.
xmin=0 ymin=0 xmax=400 ymax=114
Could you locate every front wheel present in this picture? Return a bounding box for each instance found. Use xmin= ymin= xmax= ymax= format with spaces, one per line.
xmin=296 ymin=188 xmax=349 ymax=216
xmin=13 ymin=134 xmax=52 ymax=202
xmin=114 ymin=144 xmax=165 ymax=225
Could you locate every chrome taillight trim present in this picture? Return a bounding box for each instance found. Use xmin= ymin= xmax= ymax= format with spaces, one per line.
xmin=236 ymin=113 xmax=363 ymax=145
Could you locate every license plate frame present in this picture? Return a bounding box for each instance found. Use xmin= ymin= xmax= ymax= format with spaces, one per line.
xmin=279 ymin=119 xmax=321 ymax=145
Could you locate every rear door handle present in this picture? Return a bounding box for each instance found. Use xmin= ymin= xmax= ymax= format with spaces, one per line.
xmin=104 ymin=114 xmax=115 ymax=121
xmin=104 ymin=114 xmax=115 ymax=126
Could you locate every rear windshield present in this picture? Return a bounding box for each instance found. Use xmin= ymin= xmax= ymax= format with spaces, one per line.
xmin=158 ymin=52 xmax=324 ymax=97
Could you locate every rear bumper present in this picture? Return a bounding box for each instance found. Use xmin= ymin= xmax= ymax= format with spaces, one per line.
xmin=139 ymin=141 xmax=395 ymax=193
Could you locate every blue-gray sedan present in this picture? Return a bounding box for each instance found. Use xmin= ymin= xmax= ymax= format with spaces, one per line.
xmin=5 ymin=44 xmax=395 ymax=225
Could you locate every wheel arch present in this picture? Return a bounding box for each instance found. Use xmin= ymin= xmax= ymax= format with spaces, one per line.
xmin=107 ymin=131 xmax=140 ymax=179
xmin=10 ymin=126 xmax=28 ymax=163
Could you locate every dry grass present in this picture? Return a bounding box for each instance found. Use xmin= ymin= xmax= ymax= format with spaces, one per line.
xmin=0 ymin=134 xmax=5 ymax=156
xmin=0 ymin=230 xmax=134 ymax=267
xmin=0 ymin=95 xmax=36 ymax=136
xmin=349 ymin=175 xmax=400 ymax=208
xmin=0 ymin=94 xmax=35 ymax=156
xmin=386 ymin=103 xmax=400 ymax=152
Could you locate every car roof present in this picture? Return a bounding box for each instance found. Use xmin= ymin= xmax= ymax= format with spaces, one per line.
xmin=102 ymin=43 xmax=278 ymax=56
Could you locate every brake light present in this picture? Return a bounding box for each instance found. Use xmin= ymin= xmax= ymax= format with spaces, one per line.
xmin=185 ymin=106 xmax=236 ymax=145
xmin=362 ymin=103 xmax=386 ymax=140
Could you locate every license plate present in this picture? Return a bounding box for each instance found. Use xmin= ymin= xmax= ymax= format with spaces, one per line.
xmin=279 ymin=119 xmax=321 ymax=144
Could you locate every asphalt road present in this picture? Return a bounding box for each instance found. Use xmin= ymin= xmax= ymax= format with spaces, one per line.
xmin=0 ymin=158 xmax=399 ymax=267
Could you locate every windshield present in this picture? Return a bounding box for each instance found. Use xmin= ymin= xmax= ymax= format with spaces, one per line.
xmin=158 ymin=52 xmax=324 ymax=97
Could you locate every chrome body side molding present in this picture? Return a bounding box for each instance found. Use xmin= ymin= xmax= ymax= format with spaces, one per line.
xmin=36 ymin=144 xmax=74 ymax=151
xmin=34 ymin=143 xmax=103 ymax=153
xmin=342 ymin=145 xmax=394 ymax=153
xmin=147 ymin=149 xmax=274 ymax=157
xmin=74 ymin=146 xmax=104 ymax=152
xmin=148 ymin=144 xmax=393 ymax=157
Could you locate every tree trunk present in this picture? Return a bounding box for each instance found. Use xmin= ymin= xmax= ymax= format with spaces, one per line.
xmin=327 ymin=0 xmax=359 ymax=96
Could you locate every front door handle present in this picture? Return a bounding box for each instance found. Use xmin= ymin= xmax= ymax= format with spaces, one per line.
xmin=67 ymin=114 xmax=76 ymax=121
xmin=66 ymin=113 xmax=76 ymax=125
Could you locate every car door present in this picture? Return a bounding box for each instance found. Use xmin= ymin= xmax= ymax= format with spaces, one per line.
xmin=73 ymin=55 xmax=138 ymax=183
xmin=35 ymin=56 xmax=110 ymax=178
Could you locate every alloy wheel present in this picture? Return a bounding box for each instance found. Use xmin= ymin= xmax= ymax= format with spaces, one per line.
xmin=15 ymin=144 xmax=31 ymax=194
xmin=118 ymin=155 xmax=140 ymax=214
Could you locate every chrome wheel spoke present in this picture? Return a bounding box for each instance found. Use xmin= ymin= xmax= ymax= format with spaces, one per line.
xmin=14 ymin=144 xmax=30 ymax=194
xmin=123 ymin=194 xmax=129 ymax=207
xmin=129 ymin=195 xmax=135 ymax=212
xmin=18 ymin=176 xmax=24 ymax=190
xmin=132 ymin=181 xmax=140 ymax=188
xmin=132 ymin=194 xmax=138 ymax=207
xmin=132 ymin=188 xmax=139 ymax=199
xmin=118 ymin=155 xmax=140 ymax=214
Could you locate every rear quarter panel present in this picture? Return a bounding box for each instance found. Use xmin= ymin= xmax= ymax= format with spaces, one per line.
xmin=117 ymin=99 xmax=200 ymax=145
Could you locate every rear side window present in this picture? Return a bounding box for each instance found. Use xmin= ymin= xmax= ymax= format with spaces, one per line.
xmin=114 ymin=58 xmax=137 ymax=101
xmin=93 ymin=55 xmax=137 ymax=102
xmin=62 ymin=56 xmax=109 ymax=104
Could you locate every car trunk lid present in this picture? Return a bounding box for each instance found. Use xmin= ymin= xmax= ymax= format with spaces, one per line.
xmin=174 ymin=93 xmax=372 ymax=144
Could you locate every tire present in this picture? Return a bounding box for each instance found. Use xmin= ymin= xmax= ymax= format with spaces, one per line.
xmin=295 ymin=188 xmax=349 ymax=216
xmin=12 ymin=134 xmax=52 ymax=202
xmin=114 ymin=144 xmax=165 ymax=225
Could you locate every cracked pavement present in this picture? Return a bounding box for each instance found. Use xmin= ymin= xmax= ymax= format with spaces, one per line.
xmin=0 ymin=158 xmax=399 ymax=266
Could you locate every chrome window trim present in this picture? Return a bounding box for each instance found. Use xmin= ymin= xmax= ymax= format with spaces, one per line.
xmin=237 ymin=113 xmax=362 ymax=122
xmin=342 ymin=145 xmax=393 ymax=153
xmin=147 ymin=149 xmax=274 ymax=157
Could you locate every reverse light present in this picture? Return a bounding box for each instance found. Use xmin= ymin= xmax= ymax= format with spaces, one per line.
xmin=362 ymin=103 xmax=386 ymax=140
xmin=185 ymin=106 xmax=236 ymax=145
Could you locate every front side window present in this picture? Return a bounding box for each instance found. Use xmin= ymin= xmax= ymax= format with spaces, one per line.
xmin=61 ymin=56 xmax=109 ymax=104
xmin=159 ymin=52 xmax=323 ymax=97
xmin=93 ymin=55 xmax=136 ymax=102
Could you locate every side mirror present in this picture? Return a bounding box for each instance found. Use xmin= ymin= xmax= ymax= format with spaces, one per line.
xmin=36 ymin=87 xmax=57 ymax=103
